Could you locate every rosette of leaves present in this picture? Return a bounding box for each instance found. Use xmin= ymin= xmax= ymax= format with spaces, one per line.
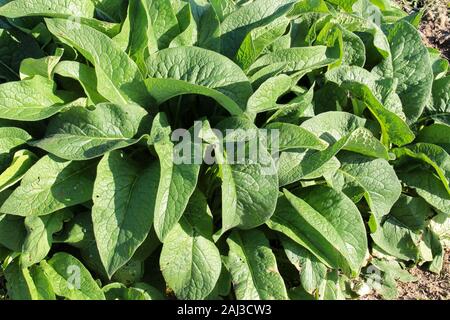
xmin=0 ymin=0 xmax=448 ymax=300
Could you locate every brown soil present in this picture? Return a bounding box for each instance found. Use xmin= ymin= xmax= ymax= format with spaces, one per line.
xmin=397 ymin=0 xmax=450 ymax=60
xmin=363 ymin=249 xmax=450 ymax=300
xmin=396 ymin=249 xmax=450 ymax=300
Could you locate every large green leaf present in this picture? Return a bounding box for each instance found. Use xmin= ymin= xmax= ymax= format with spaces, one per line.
xmin=0 ymin=150 xmax=37 ymax=192
xmin=330 ymin=153 xmax=402 ymax=231
xmin=0 ymin=76 xmax=74 ymax=121
xmin=417 ymin=123 xmax=450 ymax=153
xmin=248 ymin=45 xmax=339 ymax=76
xmin=145 ymin=0 xmax=180 ymax=49
xmin=200 ymin=119 xmax=279 ymax=232
xmin=46 ymin=18 xmax=149 ymax=106
xmin=371 ymin=216 xmax=420 ymax=261
xmin=145 ymin=47 xmax=253 ymax=114
xmin=4 ymin=261 xmax=55 ymax=300
xmin=277 ymin=133 xmax=356 ymax=186
xmin=265 ymin=122 xmax=328 ymax=152
xmin=0 ymin=0 xmax=95 ymax=19
xmin=394 ymin=143 xmax=450 ymax=195
xmin=246 ymin=74 xmax=294 ymax=114
xmin=390 ymin=195 xmax=432 ymax=232
xmin=282 ymin=237 xmax=327 ymax=295
xmin=301 ymin=111 xmax=389 ymax=159
xmin=0 ymin=0 xmax=119 ymax=36
xmin=399 ymin=171 xmax=450 ymax=214
xmin=160 ymin=190 xmax=221 ymax=300
xmin=150 ymin=114 xmax=201 ymax=241
xmin=429 ymin=76 xmax=450 ymax=114
xmin=267 ymin=188 xmax=367 ymax=276
xmin=220 ymin=0 xmax=296 ymax=58
xmin=325 ymin=68 xmax=415 ymax=146
xmin=234 ymin=16 xmax=290 ymax=70
xmin=92 ymin=151 xmax=159 ymax=277
xmin=0 ymin=213 xmax=26 ymax=252
xmin=0 ymin=127 xmax=31 ymax=169
xmin=21 ymin=210 xmax=69 ymax=268
xmin=225 ymin=229 xmax=288 ymax=300
xmin=331 ymin=13 xmax=390 ymax=58
xmin=384 ymin=21 xmax=433 ymax=124
xmin=30 ymin=103 xmax=149 ymax=160
xmin=0 ymin=156 xmax=95 ymax=217
xmin=41 ymin=253 xmax=105 ymax=300
xmin=53 ymin=61 xmax=106 ymax=104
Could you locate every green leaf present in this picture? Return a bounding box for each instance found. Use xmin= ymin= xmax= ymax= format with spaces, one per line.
xmin=225 ymin=230 xmax=288 ymax=300
xmin=160 ymin=190 xmax=221 ymax=300
xmin=340 ymin=26 xmax=366 ymax=67
xmin=265 ymin=122 xmax=328 ymax=152
xmin=19 ymin=48 xmax=63 ymax=80
xmin=220 ymin=0 xmax=296 ymax=58
xmin=169 ymin=3 xmax=198 ymax=48
xmin=417 ymin=123 xmax=450 ymax=153
xmin=21 ymin=210 xmax=69 ymax=268
xmin=429 ymin=76 xmax=450 ymax=114
xmin=301 ymin=111 xmax=389 ymax=159
xmin=330 ymin=153 xmax=402 ymax=231
xmin=146 ymin=0 xmax=180 ymax=49
xmin=53 ymin=61 xmax=106 ymax=104
xmin=0 ymin=0 xmax=95 ymax=19
xmin=145 ymin=47 xmax=253 ymax=114
xmin=318 ymin=270 xmax=345 ymax=300
xmin=92 ymin=151 xmax=159 ymax=277
xmin=371 ymin=216 xmax=420 ymax=261
xmin=331 ymin=13 xmax=390 ymax=58
xmin=277 ymin=134 xmax=351 ymax=186
xmin=0 ymin=156 xmax=95 ymax=217
xmin=0 ymin=127 xmax=32 ymax=170
xmin=424 ymin=229 xmax=443 ymax=273
xmin=103 ymin=282 xmax=164 ymax=300
xmin=0 ymin=76 xmax=74 ymax=121
xmin=92 ymin=0 xmax=127 ymax=22
xmin=0 ymin=29 xmax=44 ymax=82
xmin=41 ymin=252 xmax=105 ymax=300
xmin=222 ymin=144 xmax=278 ymax=232
xmin=430 ymin=213 xmax=450 ymax=247
xmin=384 ymin=21 xmax=433 ymax=124
xmin=246 ymin=74 xmax=293 ymax=114
xmin=267 ymin=188 xmax=367 ymax=276
xmin=248 ymin=45 xmax=339 ymax=76
xmin=389 ymin=195 xmax=432 ymax=232
xmin=234 ymin=16 xmax=290 ymax=70
xmin=29 ymin=264 xmax=57 ymax=300
xmin=266 ymin=85 xmax=315 ymax=124
xmin=30 ymin=103 xmax=149 ymax=160
xmin=399 ymin=171 xmax=450 ymax=214
xmin=4 ymin=260 xmax=54 ymax=300
xmin=46 ymin=18 xmax=149 ymax=106
xmin=0 ymin=212 xmax=26 ymax=252
xmin=151 ymin=114 xmax=201 ymax=241
xmin=429 ymin=49 xmax=449 ymax=79
xmin=0 ymin=150 xmax=38 ymax=193
xmin=325 ymin=68 xmax=415 ymax=146
xmin=282 ymin=237 xmax=327 ymax=294
xmin=393 ymin=143 xmax=450 ymax=195
xmin=0 ymin=0 xmax=119 ymax=36
xmin=125 ymin=0 xmax=158 ymax=70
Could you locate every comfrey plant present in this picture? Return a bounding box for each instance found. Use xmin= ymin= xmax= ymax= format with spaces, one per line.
xmin=0 ymin=0 xmax=449 ymax=300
